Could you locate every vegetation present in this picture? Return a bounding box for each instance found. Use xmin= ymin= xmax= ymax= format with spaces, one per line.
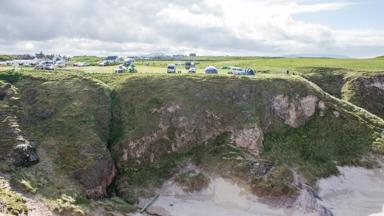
xmin=175 ymin=171 xmax=210 ymax=192
xmin=0 ymin=177 xmax=28 ymax=215
xmin=68 ymin=56 xmax=103 ymax=66
xmin=0 ymin=56 xmax=383 ymax=214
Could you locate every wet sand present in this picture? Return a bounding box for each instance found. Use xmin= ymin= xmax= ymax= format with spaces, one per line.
xmin=144 ymin=177 xmax=291 ymax=216
xmin=318 ymin=166 xmax=384 ymax=216
xmin=135 ymin=165 xmax=384 ymax=216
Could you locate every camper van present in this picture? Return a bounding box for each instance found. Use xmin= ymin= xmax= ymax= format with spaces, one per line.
xmin=167 ymin=64 xmax=176 ymax=73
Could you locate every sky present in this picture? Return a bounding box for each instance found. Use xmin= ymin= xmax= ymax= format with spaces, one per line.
xmin=0 ymin=0 xmax=383 ymax=57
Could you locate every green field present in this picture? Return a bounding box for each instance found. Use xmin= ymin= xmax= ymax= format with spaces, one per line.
xmin=2 ymin=57 xmax=383 ymax=75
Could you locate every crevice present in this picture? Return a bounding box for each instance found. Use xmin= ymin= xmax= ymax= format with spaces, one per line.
xmin=106 ymin=88 xmax=124 ymax=197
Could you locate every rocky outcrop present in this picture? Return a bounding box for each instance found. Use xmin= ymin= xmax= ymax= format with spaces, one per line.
xmin=232 ymin=127 xmax=263 ymax=155
xmin=294 ymin=185 xmax=333 ymax=216
xmin=14 ymin=78 xmax=116 ymax=198
xmin=272 ymin=95 xmax=319 ymax=128
xmin=74 ymin=154 xmax=116 ymax=198
xmin=343 ymin=74 xmax=384 ymax=119
xmin=11 ymin=142 xmax=39 ymax=167
xmin=0 ymin=82 xmax=39 ymax=168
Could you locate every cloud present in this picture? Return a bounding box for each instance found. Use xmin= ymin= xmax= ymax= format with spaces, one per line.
xmin=0 ymin=0 xmax=382 ymax=57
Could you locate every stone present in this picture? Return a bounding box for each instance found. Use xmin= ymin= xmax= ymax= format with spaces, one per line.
xmin=233 ymin=127 xmax=264 ymax=155
xmin=333 ymin=111 xmax=340 ymax=118
xmin=272 ymin=95 xmax=318 ymax=128
xmin=74 ymin=153 xmax=116 ymax=198
xmin=11 ymin=142 xmax=39 ymax=167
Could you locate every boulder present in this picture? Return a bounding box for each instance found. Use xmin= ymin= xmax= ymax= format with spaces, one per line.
xmin=11 ymin=142 xmax=39 ymax=167
xmin=232 ymin=127 xmax=263 ymax=155
xmin=272 ymin=95 xmax=318 ymax=128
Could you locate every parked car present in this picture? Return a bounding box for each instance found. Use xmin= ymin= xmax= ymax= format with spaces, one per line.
xmin=228 ymin=67 xmax=255 ymax=76
xmin=185 ymin=61 xmax=195 ymax=70
xmin=188 ymin=67 xmax=196 ymax=73
xmin=114 ymin=65 xmax=127 ymax=73
xmin=167 ymin=64 xmax=176 ymax=73
xmin=35 ymin=61 xmax=55 ymax=70
xmin=205 ymin=66 xmax=218 ymax=74
xmin=98 ymin=60 xmax=109 ymax=66
xmin=124 ymin=58 xmax=134 ymax=67
xmin=55 ymin=61 xmax=66 ymax=68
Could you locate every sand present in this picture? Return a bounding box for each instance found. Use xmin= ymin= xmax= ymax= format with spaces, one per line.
xmin=318 ymin=165 xmax=384 ymax=216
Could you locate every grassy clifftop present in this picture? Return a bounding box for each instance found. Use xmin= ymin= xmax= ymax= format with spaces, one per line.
xmin=299 ymin=67 xmax=384 ymax=118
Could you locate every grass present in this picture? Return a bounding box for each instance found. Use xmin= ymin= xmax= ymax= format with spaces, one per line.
xmin=0 ymin=57 xmax=383 ymax=211
xmin=175 ymin=171 xmax=210 ymax=193
xmin=0 ymin=176 xmax=28 ymax=215
xmin=68 ymin=56 xmax=103 ymax=66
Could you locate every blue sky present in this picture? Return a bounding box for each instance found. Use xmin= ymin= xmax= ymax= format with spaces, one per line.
xmin=0 ymin=0 xmax=383 ymax=57
xmin=295 ymin=0 xmax=384 ymax=29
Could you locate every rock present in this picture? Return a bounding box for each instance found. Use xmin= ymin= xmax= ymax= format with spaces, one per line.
xmin=11 ymin=142 xmax=39 ymax=167
xmin=333 ymin=111 xmax=340 ymax=118
xmin=232 ymin=127 xmax=263 ymax=155
xmin=318 ymin=101 xmax=326 ymax=111
xmin=272 ymin=95 xmax=318 ymax=128
xmin=146 ymin=206 xmax=171 ymax=216
xmin=74 ymin=153 xmax=116 ymax=198
xmin=301 ymin=95 xmax=318 ymax=117
xmin=0 ymin=89 xmax=6 ymax=100
xmin=294 ymin=185 xmax=333 ymax=216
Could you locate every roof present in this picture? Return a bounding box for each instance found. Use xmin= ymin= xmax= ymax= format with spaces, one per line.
xmin=106 ymin=56 xmax=118 ymax=61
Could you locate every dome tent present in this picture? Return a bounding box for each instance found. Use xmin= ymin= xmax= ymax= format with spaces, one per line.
xmin=205 ymin=66 xmax=218 ymax=74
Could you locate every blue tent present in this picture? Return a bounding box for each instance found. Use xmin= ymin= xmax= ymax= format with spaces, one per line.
xmin=205 ymin=66 xmax=218 ymax=74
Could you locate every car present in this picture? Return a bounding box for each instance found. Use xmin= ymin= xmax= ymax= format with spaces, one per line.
xmin=188 ymin=67 xmax=196 ymax=73
xmin=114 ymin=65 xmax=127 ymax=73
xmin=55 ymin=61 xmax=66 ymax=68
xmin=124 ymin=58 xmax=134 ymax=67
xmin=167 ymin=64 xmax=176 ymax=73
xmin=205 ymin=66 xmax=218 ymax=74
xmin=35 ymin=61 xmax=55 ymax=70
xmin=228 ymin=67 xmax=244 ymax=75
xmin=185 ymin=61 xmax=195 ymax=70
xmin=228 ymin=67 xmax=255 ymax=76
xmin=98 ymin=60 xmax=109 ymax=66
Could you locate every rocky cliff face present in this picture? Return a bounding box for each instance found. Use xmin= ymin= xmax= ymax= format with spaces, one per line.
xmin=0 ymin=78 xmax=116 ymax=198
xmin=1 ymin=74 xmax=383 ymax=215
xmin=343 ymin=74 xmax=384 ymax=119
xmin=0 ymin=82 xmax=39 ymax=170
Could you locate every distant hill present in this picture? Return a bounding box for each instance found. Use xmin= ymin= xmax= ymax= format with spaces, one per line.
xmin=283 ymin=53 xmax=350 ymax=58
xmin=375 ymin=56 xmax=384 ymax=60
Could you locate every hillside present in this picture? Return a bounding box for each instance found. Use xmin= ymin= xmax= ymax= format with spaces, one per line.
xmin=0 ymin=71 xmax=383 ymax=215
xmin=299 ymin=67 xmax=384 ymax=118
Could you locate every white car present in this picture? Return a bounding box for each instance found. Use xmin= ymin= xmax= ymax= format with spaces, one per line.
xmin=98 ymin=60 xmax=109 ymax=66
xmin=35 ymin=61 xmax=55 ymax=70
xmin=55 ymin=61 xmax=66 ymax=68
xmin=167 ymin=64 xmax=176 ymax=73
xmin=188 ymin=67 xmax=196 ymax=73
xmin=115 ymin=65 xmax=127 ymax=73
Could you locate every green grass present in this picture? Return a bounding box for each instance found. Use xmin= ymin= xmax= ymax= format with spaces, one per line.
xmin=68 ymin=56 xmax=103 ymax=66
xmin=0 ymin=57 xmax=383 ymax=210
xmin=0 ymin=177 xmax=28 ymax=215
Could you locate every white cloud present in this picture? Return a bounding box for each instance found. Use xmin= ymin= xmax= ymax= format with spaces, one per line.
xmin=0 ymin=0 xmax=382 ymax=57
